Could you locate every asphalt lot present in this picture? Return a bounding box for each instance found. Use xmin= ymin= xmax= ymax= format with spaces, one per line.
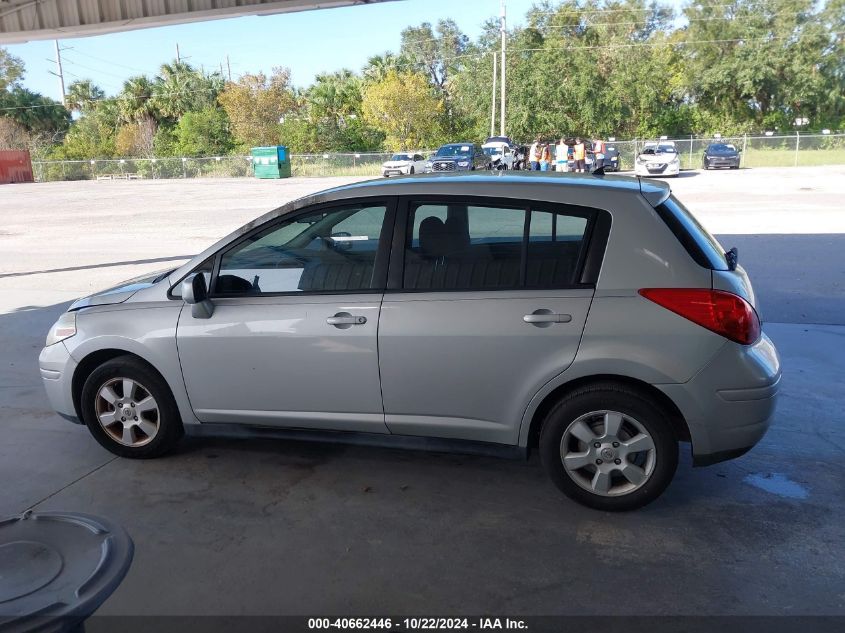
xmin=0 ymin=167 xmax=843 ymax=616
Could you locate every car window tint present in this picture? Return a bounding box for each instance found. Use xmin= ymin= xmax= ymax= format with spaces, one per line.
xmin=526 ymin=210 xmax=589 ymax=287
xmin=216 ymin=204 xmax=387 ymax=294
xmin=404 ymin=203 xmax=525 ymax=290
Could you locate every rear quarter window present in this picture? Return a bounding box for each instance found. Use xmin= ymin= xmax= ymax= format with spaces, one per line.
xmin=654 ymin=195 xmax=729 ymax=271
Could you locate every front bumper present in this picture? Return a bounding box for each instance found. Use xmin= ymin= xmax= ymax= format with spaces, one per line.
xmin=635 ymin=161 xmax=680 ymax=177
xmin=657 ymin=333 xmax=781 ymax=466
xmin=704 ymin=157 xmax=740 ymax=169
xmin=38 ymin=341 xmax=81 ymax=424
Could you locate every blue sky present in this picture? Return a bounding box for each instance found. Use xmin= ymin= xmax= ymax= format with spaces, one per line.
xmin=6 ymin=0 xmax=542 ymax=100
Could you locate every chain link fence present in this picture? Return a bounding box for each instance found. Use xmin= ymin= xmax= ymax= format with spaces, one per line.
xmin=30 ymin=135 xmax=845 ymax=182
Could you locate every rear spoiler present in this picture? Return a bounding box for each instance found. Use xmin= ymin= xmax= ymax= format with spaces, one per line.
xmin=638 ymin=177 xmax=671 ymax=206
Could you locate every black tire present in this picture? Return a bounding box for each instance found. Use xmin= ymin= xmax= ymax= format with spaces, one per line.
xmin=730 ymin=165 xmax=739 ymax=169
xmin=80 ymin=355 xmax=184 ymax=459
xmin=409 ymin=167 xmax=415 ymax=175
xmin=539 ymin=382 xmax=678 ymax=511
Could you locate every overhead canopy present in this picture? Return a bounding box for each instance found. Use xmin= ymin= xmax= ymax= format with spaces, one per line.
xmin=0 ymin=0 xmax=396 ymax=44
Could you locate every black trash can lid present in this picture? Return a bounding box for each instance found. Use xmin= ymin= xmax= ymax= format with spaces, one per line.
xmin=0 ymin=511 xmax=133 ymax=631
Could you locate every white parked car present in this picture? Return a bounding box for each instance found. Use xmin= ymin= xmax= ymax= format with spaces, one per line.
xmin=482 ymin=140 xmax=514 ymax=170
xmin=634 ymin=141 xmax=681 ymax=177
xmin=382 ymin=152 xmax=427 ymax=177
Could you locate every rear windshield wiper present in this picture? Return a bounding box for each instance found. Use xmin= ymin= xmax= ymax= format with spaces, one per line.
xmin=725 ymin=247 xmax=738 ymax=271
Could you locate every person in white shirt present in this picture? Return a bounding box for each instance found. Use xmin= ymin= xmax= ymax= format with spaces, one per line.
xmin=556 ymin=138 xmax=569 ymax=172
xmin=529 ymin=139 xmax=540 ymax=171
xmin=593 ymin=139 xmax=606 ymax=170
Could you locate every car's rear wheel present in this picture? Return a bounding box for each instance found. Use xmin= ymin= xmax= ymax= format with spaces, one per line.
xmin=539 ymin=383 xmax=678 ymax=511
xmin=80 ymin=356 xmax=183 ymax=458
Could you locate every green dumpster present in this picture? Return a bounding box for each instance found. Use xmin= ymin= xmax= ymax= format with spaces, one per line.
xmin=251 ymin=145 xmax=291 ymax=179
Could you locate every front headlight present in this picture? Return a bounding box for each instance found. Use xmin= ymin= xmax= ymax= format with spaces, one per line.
xmin=457 ymin=161 xmax=469 ymax=167
xmin=425 ymin=161 xmax=432 ymax=168
xmin=46 ymin=311 xmax=77 ymax=346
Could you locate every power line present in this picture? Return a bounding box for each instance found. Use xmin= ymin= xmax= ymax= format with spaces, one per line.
xmin=1 ymin=29 xmax=838 ymax=114
xmin=528 ymin=3 xmax=757 ymax=15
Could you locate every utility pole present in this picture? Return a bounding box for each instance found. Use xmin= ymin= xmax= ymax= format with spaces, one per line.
xmin=500 ymin=0 xmax=506 ymax=137
xmin=53 ymin=40 xmax=66 ymax=107
xmin=226 ymin=55 xmax=232 ymax=82
xmin=490 ymin=52 xmax=497 ymax=138
xmin=176 ymin=42 xmax=181 ymax=63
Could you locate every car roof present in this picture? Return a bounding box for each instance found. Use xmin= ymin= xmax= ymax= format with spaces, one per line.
xmin=316 ymin=171 xmax=670 ymax=205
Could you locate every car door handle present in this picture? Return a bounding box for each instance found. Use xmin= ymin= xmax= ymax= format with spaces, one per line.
xmin=523 ymin=311 xmax=572 ymax=325
xmin=327 ymin=312 xmax=367 ymax=327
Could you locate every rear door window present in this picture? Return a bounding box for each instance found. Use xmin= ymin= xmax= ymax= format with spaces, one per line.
xmin=402 ymin=200 xmax=593 ymax=291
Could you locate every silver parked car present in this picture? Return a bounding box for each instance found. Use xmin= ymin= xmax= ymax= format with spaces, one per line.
xmin=39 ymin=173 xmax=780 ymax=510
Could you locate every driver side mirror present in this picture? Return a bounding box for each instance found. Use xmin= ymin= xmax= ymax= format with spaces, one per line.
xmin=181 ymin=273 xmax=215 ymax=319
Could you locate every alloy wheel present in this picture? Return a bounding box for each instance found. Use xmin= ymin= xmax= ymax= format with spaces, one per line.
xmin=95 ymin=377 xmax=160 ymax=447
xmin=559 ymin=410 xmax=657 ymax=497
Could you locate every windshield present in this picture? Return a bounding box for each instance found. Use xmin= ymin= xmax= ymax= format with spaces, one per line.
xmin=436 ymin=144 xmax=472 ymax=157
xmin=390 ymin=154 xmax=412 ymax=161
xmin=642 ymin=144 xmax=677 ymax=155
xmin=482 ymin=147 xmax=500 ymax=156
xmin=708 ymin=144 xmax=736 ymax=152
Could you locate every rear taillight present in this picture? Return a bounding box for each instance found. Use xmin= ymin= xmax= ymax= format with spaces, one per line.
xmin=638 ymin=288 xmax=761 ymax=345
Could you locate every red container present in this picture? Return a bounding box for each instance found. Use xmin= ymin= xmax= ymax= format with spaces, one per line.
xmin=0 ymin=150 xmax=34 ymax=184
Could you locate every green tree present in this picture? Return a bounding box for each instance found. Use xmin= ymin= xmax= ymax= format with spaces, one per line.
xmin=679 ymin=0 xmax=843 ymax=131
xmin=153 ymin=61 xmax=224 ymax=120
xmin=362 ymin=70 xmax=443 ymax=150
xmin=0 ymin=48 xmax=24 ymax=92
xmin=400 ymin=20 xmax=469 ymax=92
xmin=65 ymin=80 xmax=105 ymax=114
xmin=173 ymin=107 xmax=233 ymax=156
xmin=0 ymin=87 xmax=70 ymax=138
xmin=217 ymin=67 xmax=296 ymax=149
xmin=117 ymin=75 xmax=158 ymax=124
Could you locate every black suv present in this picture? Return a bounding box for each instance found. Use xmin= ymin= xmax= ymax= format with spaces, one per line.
xmin=425 ymin=143 xmax=489 ymax=173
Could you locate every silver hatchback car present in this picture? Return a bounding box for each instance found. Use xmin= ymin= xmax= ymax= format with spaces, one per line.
xmin=39 ymin=173 xmax=780 ymax=510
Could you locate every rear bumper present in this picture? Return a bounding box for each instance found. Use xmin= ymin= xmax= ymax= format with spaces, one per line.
xmin=38 ymin=342 xmax=81 ymax=424
xmin=657 ymin=333 xmax=781 ymax=466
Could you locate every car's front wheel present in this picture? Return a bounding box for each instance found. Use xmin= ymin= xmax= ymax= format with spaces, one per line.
xmin=80 ymin=355 xmax=183 ymax=458
xmin=539 ymin=383 xmax=678 ymax=511
xmin=409 ymin=166 xmax=415 ymax=175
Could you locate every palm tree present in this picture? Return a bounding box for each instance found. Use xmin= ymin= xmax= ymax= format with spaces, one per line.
xmin=363 ymin=53 xmax=405 ymax=84
xmin=117 ymin=75 xmax=158 ymax=124
xmin=65 ymin=79 xmax=104 ymax=113
xmin=153 ymin=60 xmax=224 ymax=120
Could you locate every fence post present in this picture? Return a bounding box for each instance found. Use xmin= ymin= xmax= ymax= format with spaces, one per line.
xmin=794 ymin=132 xmax=800 ymax=167
xmin=688 ymin=135 xmax=693 ymax=170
